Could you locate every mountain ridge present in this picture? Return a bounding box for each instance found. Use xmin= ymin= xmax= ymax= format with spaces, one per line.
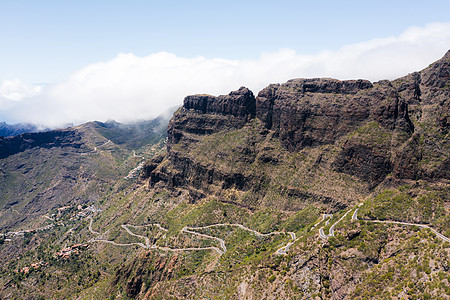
xmin=0 ymin=51 xmax=448 ymax=299
xmin=141 ymin=50 xmax=449 ymax=212
xmin=0 ymin=118 xmax=169 ymax=232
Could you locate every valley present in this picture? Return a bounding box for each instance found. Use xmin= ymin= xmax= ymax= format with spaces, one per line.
xmin=0 ymin=51 xmax=449 ymax=299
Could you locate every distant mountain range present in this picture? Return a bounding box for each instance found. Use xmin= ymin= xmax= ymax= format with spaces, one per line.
xmin=0 ymin=122 xmax=44 ymax=137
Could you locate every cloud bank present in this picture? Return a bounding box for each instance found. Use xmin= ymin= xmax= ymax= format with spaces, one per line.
xmin=1 ymin=22 xmax=450 ymax=127
xmin=0 ymin=78 xmax=42 ymax=101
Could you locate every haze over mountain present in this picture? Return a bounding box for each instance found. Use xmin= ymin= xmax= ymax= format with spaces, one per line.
xmin=0 ymin=122 xmax=42 ymax=137
xmin=1 ymin=2 xmax=449 ymax=298
xmin=1 ymin=22 xmax=450 ymax=127
xmin=0 ymin=51 xmax=448 ymax=299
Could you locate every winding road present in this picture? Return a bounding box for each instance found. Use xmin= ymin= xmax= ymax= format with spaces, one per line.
xmin=274 ymin=214 xmax=338 ymax=255
xmin=314 ymin=202 xmax=449 ymax=245
xmin=318 ymin=214 xmax=333 ymax=239
xmin=87 ymin=220 xmax=298 ymax=256
xmin=85 ymin=204 xmax=450 ymax=258
xmin=6 ymin=200 xmax=449 ymax=260
xmin=80 ymin=139 xmax=112 ymax=156
xmin=88 ymin=217 xmax=100 ymax=235
xmin=319 ymin=210 xmax=353 ymax=239
xmin=352 ymin=209 xmax=450 ymax=243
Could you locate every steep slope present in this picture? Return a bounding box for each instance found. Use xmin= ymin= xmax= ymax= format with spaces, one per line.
xmin=0 ymin=52 xmax=448 ymax=300
xmin=392 ymin=50 xmax=450 ymax=180
xmin=124 ymin=51 xmax=448 ymax=299
xmin=143 ymin=52 xmax=449 ymax=204
xmin=0 ymin=118 xmax=168 ymax=232
xmin=142 ymin=79 xmax=412 ymax=210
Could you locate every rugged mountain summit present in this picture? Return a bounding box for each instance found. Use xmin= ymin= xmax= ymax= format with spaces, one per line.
xmin=168 ymin=87 xmax=256 ymax=146
xmin=125 ymin=52 xmax=449 ymax=299
xmin=392 ymin=50 xmax=450 ymax=180
xmin=142 ymin=51 xmax=449 ymax=210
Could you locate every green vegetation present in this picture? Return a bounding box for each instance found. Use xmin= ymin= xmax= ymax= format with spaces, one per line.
xmin=2 ymin=53 xmax=450 ymax=298
xmin=349 ymin=121 xmax=392 ymax=146
xmin=359 ymin=187 xmax=449 ymax=233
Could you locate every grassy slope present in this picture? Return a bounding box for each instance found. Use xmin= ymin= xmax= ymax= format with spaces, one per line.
xmin=1 ymin=173 xmax=448 ymax=299
xmin=0 ymin=119 xmax=169 ymax=298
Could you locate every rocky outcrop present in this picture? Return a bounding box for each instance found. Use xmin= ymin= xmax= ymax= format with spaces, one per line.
xmin=183 ymin=87 xmax=256 ymax=119
xmin=421 ymin=50 xmax=450 ymax=90
xmin=142 ymin=51 xmax=450 ymax=206
xmin=112 ymin=252 xmax=182 ymax=298
xmin=167 ymin=87 xmax=256 ymax=146
xmin=140 ymin=154 xmax=164 ymax=180
xmin=392 ymin=50 xmax=450 ymax=180
xmin=256 ymin=78 xmax=413 ymax=152
xmin=0 ymin=130 xmax=83 ymax=159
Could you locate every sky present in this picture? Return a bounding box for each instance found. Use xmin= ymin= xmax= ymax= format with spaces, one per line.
xmin=0 ymin=0 xmax=449 ymax=127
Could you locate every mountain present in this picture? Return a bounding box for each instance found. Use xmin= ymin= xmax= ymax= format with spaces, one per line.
xmin=0 ymin=52 xmax=449 ymax=299
xmin=0 ymin=122 xmax=43 ymax=137
xmin=143 ymin=52 xmax=448 ymax=208
xmin=0 ymin=117 xmax=168 ymax=232
xmin=133 ymin=50 xmax=450 ymax=298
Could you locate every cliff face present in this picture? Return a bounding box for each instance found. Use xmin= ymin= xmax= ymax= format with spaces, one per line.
xmin=142 ymin=51 xmax=450 ymax=210
xmin=255 ymin=78 xmax=416 ymax=186
xmin=167 ymin=87 xmax=256 ymax=146
xmin=148 ymin=87 xmax=260 ymax=204
xmin=0 ymin=130 xmax=83 ymax=159
xmin=257 ymin=79 xmax=413 ymax=149
xmin=392 ymin=50 xmax=450 ymax=180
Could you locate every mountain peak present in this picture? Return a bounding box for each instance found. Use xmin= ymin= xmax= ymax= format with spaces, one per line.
xmin=183 ymin=86 xmax=256 ymax=119
xmin=443 ymin=49 xmax=450 ymax=60
xmin=420 ymin=49 xmax=450 ymax=88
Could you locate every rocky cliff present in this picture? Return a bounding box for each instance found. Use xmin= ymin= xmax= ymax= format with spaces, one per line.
xmin=0 ymin=130 xmax=83 ymax=159
xmin=142 ymin=51 xmax=450 ymax=210
xmin=167 ymin=87 xmax=256 ymax=146
xmin=2 ymin=52 xmax=448 ymax=300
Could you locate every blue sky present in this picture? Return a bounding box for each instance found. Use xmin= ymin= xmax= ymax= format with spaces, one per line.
xmin=0 ymin=0 xmax=449 ymax=126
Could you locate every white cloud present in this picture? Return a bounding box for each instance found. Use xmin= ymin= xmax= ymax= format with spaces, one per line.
xmin=2 ymin=22 xmax=450 ymax=127
xmin=0 ymin=78 xmax=42 ymax=101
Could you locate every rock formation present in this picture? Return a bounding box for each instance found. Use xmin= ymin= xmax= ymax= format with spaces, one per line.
xmin=142 ymin=50 xmax=450 ymax=207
